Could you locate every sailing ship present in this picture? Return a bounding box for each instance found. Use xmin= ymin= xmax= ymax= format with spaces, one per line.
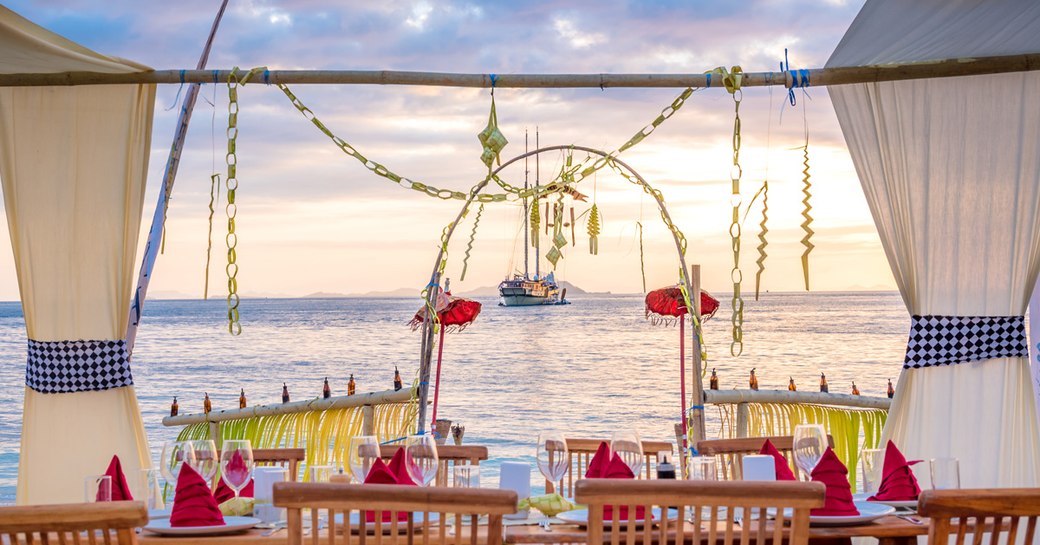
xmin=498 ymin=130 xmax=570 ymax=307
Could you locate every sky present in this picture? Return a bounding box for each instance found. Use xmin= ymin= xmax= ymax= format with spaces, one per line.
xmin=0 ymin=0 xmax=896 ymax=300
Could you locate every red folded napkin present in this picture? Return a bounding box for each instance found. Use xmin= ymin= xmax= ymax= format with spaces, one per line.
xmin=387 ymin=448 xmax=417 ymax=486
xmin=170 ymin=464 xmax=226 ymax=527
xmin=758 ymin=439 xmax=797 ymax=481
xmin=100 ymin=455 xmax=133 ymax=501
xmin=586 ymin=452 xmax=646 ymax=521
xmin=214 ymin=450 xmax=254 ymax=503
xmin=868 ymin=441 xmax=921 ymax=502
xmin=363 ymin=458 xmax=412 ymax=523
xmin=809 ymin=448 xmax=859 ymax=516
xmin=585 ymin=441 xmax=611 ymax=478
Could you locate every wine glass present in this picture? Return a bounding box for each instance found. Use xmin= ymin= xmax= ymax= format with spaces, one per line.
xmin=189 ymin=440 xmax=219 ymax=483
xmin=536 ymin=432 xmax=569 ymax=491
xmin=220 ymin=440 xmax=255 ymax=499
xmin=160 ymin=441 xmax=196 ymax=484
xmin=610 ymin=430 xmax=644 ymax=477
xmin=793 ymin=424 xmax=828 ymax=479
xmin=347 ymin=435 xmax=380 ymax=483
xmin=404 ymin=435 xmax=439 ymax=487
xmin=929 ymin=458 xmax=960 ymax=489
xmin=686 ymin=456 xmax=718 ymax=481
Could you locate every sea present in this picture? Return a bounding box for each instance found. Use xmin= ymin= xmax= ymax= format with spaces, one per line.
xmin=0 ymin=292 xmax=909 ymax=503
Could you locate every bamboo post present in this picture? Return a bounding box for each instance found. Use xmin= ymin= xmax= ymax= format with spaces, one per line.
xmin=362 ymin=405 xmax=375 ymax=436
xmin=688 ymin=264 xmax=706 ymax=454
xmin=209 ymin=421 xmax=222 ymax=449
xmin=703 ymin=389 xmax=892 ymax=410
xmin=735 ymin=403 xmax=750 ymax=438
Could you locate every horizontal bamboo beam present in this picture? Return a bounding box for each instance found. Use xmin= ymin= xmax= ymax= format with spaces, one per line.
xmin=2 ymin=52 xmax=1040 ymax=88
xmin=162 ymin=387 xmax=413 ymax=427
xmin=704 ymin=389 xmax=891 ymax=410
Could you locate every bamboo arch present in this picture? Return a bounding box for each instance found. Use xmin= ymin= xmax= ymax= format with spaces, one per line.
xmin=416 ymin=144 xmax=708 ymax=446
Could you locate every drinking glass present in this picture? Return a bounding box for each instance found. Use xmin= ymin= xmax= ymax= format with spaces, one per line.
xmin=610 ymin=430 xmax=644 ymax=477
xmin=792 ymin=424 xmax=828 ymax=479
xmin=220 ymin=440 xmax=255 ymax=499
xmin=686 ymin=456 xmax=717 ymax=481
xmin=137 ymin=468 xmax=165 ymax=510
xmin=453 ymin=465 xmax=480 ymax=488
xmin=310 ymin=465 xmax=333 ymax=483
xmin=860 ymin=448 xmax=885 ymax=494
xmin=189 ymin=440 xmax=220 ymax=483
xmin=84 ymin=475 xmax=112 ymax=502
xmin=929 ymin=458 xmax=960 ymax=489
xmin=160 ymin=441 xmax=197 ymax=484
xmin=347 ymin=435 xmax=380 ymax=483
xmin=404 ymin=435 xmax=439 ymax=486
xmin=536 ymin=432 xmax=569 ymax=489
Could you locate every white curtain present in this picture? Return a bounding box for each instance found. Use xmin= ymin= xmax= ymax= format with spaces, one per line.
xmin=827 ymin=0 xmax=1040 ymax=487
xmin=0 ymin=6 xmax=155 ymax=504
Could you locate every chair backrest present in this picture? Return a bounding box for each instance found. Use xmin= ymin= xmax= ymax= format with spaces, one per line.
xmin=379 ymin=444 xmax=489 ymax=487
xmin=549 ymin=438 xmax=672 ymax=497
xmin=575 ymin=479 xmax=824 ymax=545
xmin=273 ymin=482 xmax=517 ymax=545
xmin=0 ymin=501 xmax=147 ymax=545
xmin=919 ymin=488 xmax=1040 ymax=545
xmin=254 ymin=447 xmax=306 ymax=482
xmin=696 ymin=435 xmax=835 ymax=480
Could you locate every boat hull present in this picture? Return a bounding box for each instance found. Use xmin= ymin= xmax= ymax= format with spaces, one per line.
xmin=499 ymin=294 xmax=568 ymax=306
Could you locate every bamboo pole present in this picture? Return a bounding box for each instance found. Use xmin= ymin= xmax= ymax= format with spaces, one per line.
xmin=161 ymin=387 xmax=413 ymax=427
xmin=3 ymin=52 xmax=1040 ymax=87
xmin=687 ymin=264 xmax=706 ymax=453
xmin=704 ymin=389 xmax=892 ymax=410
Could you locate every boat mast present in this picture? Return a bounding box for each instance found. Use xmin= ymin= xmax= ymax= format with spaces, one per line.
xmin=523 ymin=131 xmax=529 ymax=279
xmin=535 ymin=128 xmax=540 ymax=279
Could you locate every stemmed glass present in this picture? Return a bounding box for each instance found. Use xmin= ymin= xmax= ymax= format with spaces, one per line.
xmin=610 ymin=430 xmax=644 ymax=477
xmin=220 ymin=440 xmax=255 ymax=499
xmin=348 ymin=435 xmax=380 ymax=483
xmin=189 ymin=440 xmax=220 ymax=483
xmin=404 ymin=435 xmax=439 ymax=487
xmin=536 ymin=432 xmax=569 ymax=490
xmin=160 ymin=441 xmax=197 ymax=484
xmin=792 ymin=424 xmax=828 ymax=479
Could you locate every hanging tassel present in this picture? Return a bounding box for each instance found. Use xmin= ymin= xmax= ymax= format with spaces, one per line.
xmin=637 ymin=221 xmax=647 ymax=293
xmin=203 ymin=174 xmax=220 ymax=299
xmin=530 ymin=197 xmax=540 ymax=248
xmin=587 ymin=204 xmax=600 ymax=255
xmin=800 ymin=144 xmax=814 ymax=290
xmin=460 ymin=203 xmax=484 ymax=281
xmin=755 ymin=180 xmax=769 ymax=300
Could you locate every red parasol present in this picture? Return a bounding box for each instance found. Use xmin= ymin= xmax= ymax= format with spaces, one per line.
xmin=409 ymin=291 xmax=482 ymax=434
xmin=644 ymin=286 xmax=719 ymax=455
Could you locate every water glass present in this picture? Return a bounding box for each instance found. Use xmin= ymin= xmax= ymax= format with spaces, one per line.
xmin=686 ymin=456 xmax=718 ymax=480
xmin=220 ymin=440 xmax=255 ymax=499
xmin=310 ymin=465 xmax=333 ymax=483
xmin=160 ymin=441 xmax=196 ymax=484
xmin=137 ymin=468 xmax=165 ymax=510
xmin=793 ymin=424 xmax=828 ymax=478
xmin=347 ymin=435 xmax=380 ymax=483
xmin=404 ymin=435 xmax=439 ymax=486
xmin=860 ymin=448 xmax=885 ymax=494
xmin=610 ymin=430 xmax=644 ymax=477
xmin=189 ymin=440 xmax=220 ymax=483
xmin=85 ymin=475 xmax=112 ymax=502
xmin=453 ymin=465 xmax=480 ymax=488
xmin=536 ymin=432 xmax=569 ymax=489
xmin=929 ymin=458 xmax=960 ymax=489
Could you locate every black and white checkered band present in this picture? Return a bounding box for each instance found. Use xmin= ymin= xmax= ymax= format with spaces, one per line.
xmin=25 ymin=339 xmax=133 ymax=394
xmin=904 ymin=315 xmax=1028 ymax=369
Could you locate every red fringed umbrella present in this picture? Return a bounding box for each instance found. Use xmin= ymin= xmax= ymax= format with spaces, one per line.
xmin=645 ymin=286 xmax=720 ymax=452
xmin=409 ymin=292 xmax=482 ymax=432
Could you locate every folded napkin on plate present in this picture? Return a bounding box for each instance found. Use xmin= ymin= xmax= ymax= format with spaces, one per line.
xmin=519 ymin=493 xmax=576 ymax=517
xmin=214 ymin=451 xmax=254 ymax=503
xmin=585 ymin=441 xmax=611 ymax=478
xmin=364 ymin=456 xmax=414 ymax=523
xmin=868 ymin=441 xmax=921 ymax=502
xmin=100 ymin=455 xmax=133 ymax=501
xmin=809 ymin=448 xmax=859 ymax=516
xmin=170 ymin=464 xmax=226 ymax=527
xmin=758 ymin=439 xmax=797 ymax=481
xmin=585 ymin=447 xmax=647 ymax=521
xmin=387 ymin=448 xmax=417 ymax=486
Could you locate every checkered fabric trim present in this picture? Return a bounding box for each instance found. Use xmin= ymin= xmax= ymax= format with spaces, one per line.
xmin=25 ymin=339 xmax=133 ymax=393
xmin=904 ymin=315 xmax=1027 ymax=369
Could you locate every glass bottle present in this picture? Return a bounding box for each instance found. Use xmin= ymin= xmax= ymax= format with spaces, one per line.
xmin=788 ymin=377 xmax=797 ymax=391
xmin=323 ymin=377 xmax=331 ymax=399
xmin=819 ymin=373 xmax=829 ymax=393
xmin=887 ymin=379 xmax=895 ymax=398
xmin=348 ymin=374 xmax=356 ymax=396
xmin=282 ymin=382 xmax=290 ymax=403
xmin=709 ymin=368 xmax=719 ymax=390
xmin=393 ymin=366 xmax=403 ymax=391
xmin=239 ymin=388 xmax=246 ymax=409
xmin=171 ymin=396 xmax=179 ymax=417
xmin=203 ymin=392 xmax=212 ymax=414
xmin=749 ymin=368 xmax=759 ymax=391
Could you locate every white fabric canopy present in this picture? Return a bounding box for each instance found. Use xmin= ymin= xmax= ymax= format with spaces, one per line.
xmin=0 ymin=6 xmax=155 ymax=504
xmin=827 ymin=0 xmax=1040 ymax=487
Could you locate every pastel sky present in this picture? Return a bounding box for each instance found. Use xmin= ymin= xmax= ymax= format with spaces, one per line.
xmin=0 ymin=0 xmax=896 ymax=300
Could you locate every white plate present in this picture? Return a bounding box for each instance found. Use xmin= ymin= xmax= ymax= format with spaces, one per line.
xmin=690 ymin=506 xmax=767 ymax=522
xmin=341 ymin=511 xmax=440 ymax=531
xmin=853 ymin=493 xmax=918 ymax=510
xmin=810 ymin=501 xmax=895 ymax=526
xmin=557 ymin=508 xmax=676 ymax=528
xmin=148 ymin=509 xmax=172 ymax=520
xmin=143 ymin=516 xmax=260 ymax=535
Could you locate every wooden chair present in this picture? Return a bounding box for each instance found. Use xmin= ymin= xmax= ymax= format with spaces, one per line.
xmin=0 ymin=501 xmax=147 ymax=545
xmin=548 ymin=438 xmax=673 ymax=497
xmin=273 ymin=482 xmax=516 ymax=545
xmin=576 ymin=479 xmax=825 ymax=545
xmin=379 ymin=444 xmax=489 ymax=487
xmin=696 ymin=435 xmax=835 ymax=480
xmin=919 ymin=488 xmax=1040 ymax=545
xmin=253 ymin=447 xmax=306 ymax=482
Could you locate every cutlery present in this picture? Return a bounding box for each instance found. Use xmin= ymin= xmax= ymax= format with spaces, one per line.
xmin=897 ymin=514 xmax=924 ymax=526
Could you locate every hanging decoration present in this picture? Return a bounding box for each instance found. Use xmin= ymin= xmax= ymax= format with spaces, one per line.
xmin=587 ymin=204 xmax=601 ymax=255
xmin=459 ymin=204 xmax=484 ymax=282
xmin=476 ymin=85 xmax=508 ymax=168
xmin=752 ymin=181 xmax=769 ymax=300
xmin=530 ymin=195 xmax=540 ymax=249
xmin=203 ymin=174 xmax=220 ymax=300
xmin=799 ymin=139 xmax=815 ymax=290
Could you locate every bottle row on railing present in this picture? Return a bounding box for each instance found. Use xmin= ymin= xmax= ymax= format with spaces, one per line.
xmin=708 ymin=368 xmax=896 ymax=399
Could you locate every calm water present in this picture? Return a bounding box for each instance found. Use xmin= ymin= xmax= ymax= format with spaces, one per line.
xmin=0 ymin=292 xmax=909 ymax=502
